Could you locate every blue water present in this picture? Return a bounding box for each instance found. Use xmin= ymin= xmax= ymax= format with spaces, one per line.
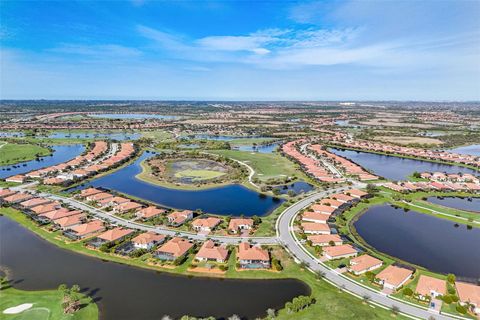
xmin=449 ymin=144 xmax=480 ymax=157
xmin=277 ymin=181 xmax=314 ymax=195
xmin=237 ymin=143 xmax=279 ymax=153
xmin=72 ymin=152 xmax=284 ymax=216
xmin=193 ymin=135 xmax=266 ymax=141
xmin=427 ymin=197 xmax=480 ymax=213
xmin=355 ymin=204 xmax=480 ymax=278
xmin=89 ymin=113 xmax=178 ymax=120
xmin=330 ymin=148 xmax=479 ymax=180
xmin=45 ymin=131 xmax=141 ymax=140
xmin=0 ymin=144 xmax=85 ymax=179
xmin=0 ymin=132 xmax=25 ymax=138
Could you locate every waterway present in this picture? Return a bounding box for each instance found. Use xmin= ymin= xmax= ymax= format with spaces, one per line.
xmin=72 ymin=152 xmax=284 ymax=216
xmin=449 ymin=144 xmax=480 ymax=157
xmin=329 ymin=148 xmax=478 ymax=180
xmin=426 ymin=197 xmax=480 ymax=213
xmin=0 ymin=216 xmax=309 ymax=320
xmin=45 ymin=132 xmax=141 ymax=141
xmin=354 ymin=204 xmax=480 ymax=278
xmin=237 ymin=143 xmax=280 ymax=153
xmin=0 ymin=144 xmax=85 ymax=179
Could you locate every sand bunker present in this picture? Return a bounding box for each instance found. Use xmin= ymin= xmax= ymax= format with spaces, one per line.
xmin=3 ymin=303 xmax=33 ymax=314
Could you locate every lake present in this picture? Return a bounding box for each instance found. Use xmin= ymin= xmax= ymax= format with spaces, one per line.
xmin=72 ymin=152 xmax=284 ymax=216
xmin=193 ymin=135 xmax=266 ymax=141
xmin=89 ymin=113 xmax=179 ymax=120
xmin=354 ymin=204 xmax=480 ymax=279
xmin=276 ymin=181 xmax=314 ymax=195
xmin=0 ymin=144 xmax=85 ymax=179
xmin=0 ymin=216 xmax=309 ymax=320
xmin=237 ymin=143 xmax=280 ymax=153
xmin=426 ymin=196 xmax=480 ymax=213
xmin=329 ymin=148 xmax=479 ymax=180
xmin=449 ymin=144 xmax=480 ymax=157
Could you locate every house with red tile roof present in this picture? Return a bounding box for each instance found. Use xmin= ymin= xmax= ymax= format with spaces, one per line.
xmin=97 ymin=227 xmax=134 ymax=243
xmin=195 ymin=240 xmax=229 ymax=263
xmin=29 ymin=202 xmax=62 ymax=215
xmin=192 ymin=217 xmax=221 ymax=233
xmin=80 ymin=187 xmax=103 ymax=198
xmin=19 ymin=197 xmax=52 ymax=209
xmin=40 ymin=208 xmax=81 ymax=221
xmin=2 ymin=192 xmax=33 ymax=204
xmin=228 ymin=218 xmax=254 ymax=234
xmin=376 ymin=265 xmax=413 ymax=290
xmin=5 ymin=175 xmax=26 ymax=183
xmin=0 ymin=189 xmax=16 ymax=199
xmin=348 ymin=254 xmax=383 ymax=275
xmin=323 ymin=244 xmax=357 ymax=260
xmin=155 ymin=237 xmax=193 ymax=261
xmin=86 ymin=192 xmax=114 ymax=202
xmin=132 ymin=232 xmax=166 ymax=250
xmin=167 ymin=210 xmax=194 ymax=226
xmin=345 ymin=189 xmax=368 ymax=199
xmin=310 ymin=204 xmax=336 ymax=215
xmin=302 ymin=211 xmax=330 ymax=224
xmin=135 ymin=206 xmax=165 ymax=220
xmin=64 ymin=220 xmax=105 ymax=240
xmin=237 ymin=242 xmax=270 ymax=269
xmin=414 ymin=275 xmax=446 ymax=301
xmin=307 ymin=234 xmax=343 ymax=246
xmin=456 ymin=282 xmax=480 ymax=315
xmin=53 ymin=213 xmax=86 ymax=230
xmin=329 ymin=193 xmax=354 ymax=203
xmin=301 ymin=222 xmax=330 ymax=234
xmin=318 ymin=198 xmax=343 ymax=209
xmin=113 ymin=201 xmax=143 ymax=213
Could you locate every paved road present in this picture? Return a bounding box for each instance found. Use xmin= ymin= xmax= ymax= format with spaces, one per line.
xmin=276 ymin=190 xmax=455 ymax=320
xmin=43 ymin=193 xmax=278 ymax=245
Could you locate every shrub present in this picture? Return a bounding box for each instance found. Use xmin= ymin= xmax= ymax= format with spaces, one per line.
xmin=442 ymin=295 xmax=452 ymax=304
xmin=403 ymin=287 xmax=413 ymax=296
xmin=456 ymin=304 xmax=467 ymax=314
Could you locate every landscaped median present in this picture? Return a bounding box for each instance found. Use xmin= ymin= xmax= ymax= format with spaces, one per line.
xmin=0 ymin=207 xmax=405 ymax=320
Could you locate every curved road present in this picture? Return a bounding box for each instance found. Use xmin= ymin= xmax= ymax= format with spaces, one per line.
xmin=276 ymin=190 xmax=454 ymax=320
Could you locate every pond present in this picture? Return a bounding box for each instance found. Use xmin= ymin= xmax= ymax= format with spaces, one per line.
xmin=0 ymin=144 xmax=85 ymax=179
xmin=237 ymin=143 xmax=280 ymax=154
xmin=426 ymin=197 xmax=480 ymax=213
xmin=89 ymin=113 xmax=179 ymax=120
xmin=45 ymin=131 xmax=141 ymax=141
xmin=0 ymin=216 xmax=309 ymax=320
xmin=448 ymin=144 xmax=480 ymax=157
xmin=72 ymin=152 xmax=284 ymax=216
xmin=329 ymin=148 xmax=479 ymax=181
xmin=0 ymin=131 xmax=25 ymax=138
xmin=193 ymin=134 xmax=265 ymax=141
xmin=275 ymin=181 xmax=314 ymax=195
xmin=354 ymin=204 xmax=480 ymax=279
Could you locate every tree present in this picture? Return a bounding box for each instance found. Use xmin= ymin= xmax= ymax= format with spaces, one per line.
xmin=391 ymin=305 xmax=400 ymax=315
xmin=266 ymin=308 xmax=276 ymax=319
xmin=447 ymin=273 xmax=456 ymax=284
xmin=228 ymin=315 xmax=241 ymax=320
xmin=402 ymin=287 xmax=413 ymax=297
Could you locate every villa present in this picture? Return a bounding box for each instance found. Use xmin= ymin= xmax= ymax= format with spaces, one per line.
xmin=318 ymin=198 xmax=343 ymax=209
xmin=80 ymin=187 xmax=103 ymax=198
xmin=237 ymin=242 xmax=270 ymax=269
xmin=376 ymin=265 xmax=414 ymax=290
xmin=5 ymin=175 xmax=26 ymax=183
xmin=29 ymin=202 xmax=61 ymax=215
xmin=414 ymin=275 xmax=446 ymax=301
xmin=2 ymin=192 xmax=33 ymax=204
xmin=53 ymin=213 xmax=86 ymax=230
xmin=455 ymin=282 xmax=480 ymax=315
xmin=19 ymin=197 xmax=52 ymax=209
xmin=135 ymin=206 xmax=165 ymax=220
xmin=302 ymin=211 xmax=330 ymax=224
xmin=195 ymin=240 xmax=229 ymax=263
xmin=40 ymin=209 xmax=82 ymax=221
xmin=345 ymin=189 xmax=368 ymax=199
xmin=301 ymin=222 xmax=331 ymax=234
xmin=329 ymin=193 xmax=354 ymax=204
xmin=86 ymin=192 xmax=114 ymax=202
xmin=88 ymin=227 xmax=135 ymax=248
xmin=132 ymin=232 xmax=166 ymax=250
xmin=323 ymin=244 xmax=357 ymax=260
xmin=0 ymin=189 xmax=16 ymax=199
xmin=348 ymin=254 xmax=383 ymax=275
xmin=307 ymin=234 xmax=343 ymax=246
xmin=228 ymin=218 xmax=254 ymax=233
xmin=155 ymin=237 xmax=193 ymax=261
xmin=64 ymin=220 xmax=105 ymax=240
xmin=167 ymin=210 xmax=194 ymax=226
xmin=192 ymin=217 xmax=221 ymax=233
xmin=113 ymin=201 xmax=143 ymax=213
xmin=310 ymin=204 xmax=336 ymax=215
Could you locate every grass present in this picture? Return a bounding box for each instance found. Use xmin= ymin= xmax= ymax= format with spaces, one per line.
xmin=0 ymin=282 xmax=98 ymax=320
xmin=208 ymin=149 xmax=310 ymax=182
xmin=1 ymin=207 xmax=407 ymax=320
xmin=174 ymin=169 xmax=226 ymax=181
xmin=0 ymin=142 xmax=51 ymax=166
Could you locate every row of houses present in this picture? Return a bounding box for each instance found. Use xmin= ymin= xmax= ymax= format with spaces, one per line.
xmin=420 ymin=172 xmax=479 ymax=184
xmin=383 ymin=180 xmax=480 ymax=193
xmin=79 ymin=187 xmax=257 ymax=234
xmin=308 ymin=144 xmax=379 ymax=181
xmin=282 ymin=140 xmax=345 ymax=183
xmin=0 ymin=187 xmax=271 ymax=269
xmin=330 ymin=138 xmax=480 ymax=169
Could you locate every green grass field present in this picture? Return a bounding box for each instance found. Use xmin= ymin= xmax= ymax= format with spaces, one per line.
xmin=174 ymin=169 xmax=226 ymax=181
xmin=0 ymin=142 xmax=51 ymax=166
xmin=209 ymin=149 xmax=309 ymax=182
xmin=0 ymin=284 xmax=98 ymax=320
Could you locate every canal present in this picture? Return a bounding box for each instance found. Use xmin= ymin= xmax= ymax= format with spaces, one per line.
xmin=0 ymin=216 xmax=309 ymax=320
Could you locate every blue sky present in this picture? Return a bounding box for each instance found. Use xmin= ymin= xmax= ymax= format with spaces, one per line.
xmin=1 ymin=0 xmax=479 ymax=100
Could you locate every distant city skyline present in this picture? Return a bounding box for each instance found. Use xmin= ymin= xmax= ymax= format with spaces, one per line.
xmin=1 ymin=0 xmax=479 ymax=101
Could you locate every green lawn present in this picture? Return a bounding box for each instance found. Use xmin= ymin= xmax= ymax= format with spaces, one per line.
xmin=174 ymin=169 xmax=226 ymax=181
xmin=0 ymin=284 xmax=98 ymax=320
xmin=208 ymin=149 xmax=310 ymax=182
xmin=0 ymin=142 xmax=51 ymax=166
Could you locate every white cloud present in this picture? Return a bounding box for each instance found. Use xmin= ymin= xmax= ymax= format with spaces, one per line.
xmin=50 ymin=44 xmax=142 ymax=58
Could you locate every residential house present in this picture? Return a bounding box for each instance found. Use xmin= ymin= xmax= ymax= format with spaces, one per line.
xmin=132 ymin=232 xmax=166 ymax=250
xmin=64 ymin=220 xmax=105 ymax=240
xmin=323 ymin=244 xmax=357 ymax=260
xmin=301 ymin=222 xmax=330 ymax=235
xmin=376 ymin=265 xmax=413 ymax=290
xmin=415 ymin=275 xmax=446 ymax=301
xmin=302 ymin=211 xmax=330 ymax=224
xmin=192 ymin=217 xmax=221 ymax=233
xmin=155 ymin=237 xmax=193 ymax=261
xmin=307 ymin=234 xmax=343 ymax=246
xmin=135 ymin=206 xmax=165 ymax=220
xmin=195 ymin=240 xmax=229 ymax=263
xmin=228 ymin=218 xmax=254 ymax=233
xmin=456 ymin=282 xmax=480 ymax=315
xmin=348 ymin=254 xmax=383 ymax=275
